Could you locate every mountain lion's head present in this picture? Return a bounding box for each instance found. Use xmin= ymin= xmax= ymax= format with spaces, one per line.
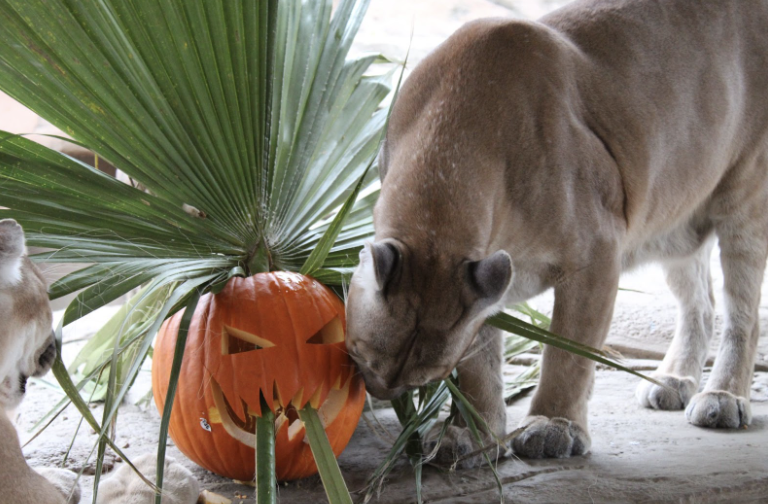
xmin=346 ymin=240 xmax=511 ymax=399
xmin=0 ymin=219 xmax=56 ymax=409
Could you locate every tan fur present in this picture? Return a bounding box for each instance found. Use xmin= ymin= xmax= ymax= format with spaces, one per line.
xmin=0 ymin=218 xmax=77 ymax=503
xmin=0 ymin=223 xmax=56 ymax=410
xmin=347 ymin=0 xmax=768 ymax=463
xmin=0 ymin=413 xmax=77 ymax=504
xmin=95 ymin=454 xmax=199 ymax=504
xmin=0 ymin=220 xmax=198 ymax=503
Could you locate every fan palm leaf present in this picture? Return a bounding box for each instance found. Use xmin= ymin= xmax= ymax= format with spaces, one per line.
xmin=0 ymin=0 xmax=387 ymax=501
xmin=0 ymin=0 xmax=387 ymax=310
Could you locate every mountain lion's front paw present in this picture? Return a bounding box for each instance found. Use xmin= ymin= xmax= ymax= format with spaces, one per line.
xmin=95 ymin=454 xmax=199 ymax=504
xmin=424 ymin=424 xmax=504 ymax=469
xmin=35 ymin=467 xmax=81 ymax=504
xmin=512 ymin=415 xmax=590 ymax=459
xmin=636 ymin=374 xmax=697 ymax=410
xmin=685 ymin=390 xmax=751 ymax=429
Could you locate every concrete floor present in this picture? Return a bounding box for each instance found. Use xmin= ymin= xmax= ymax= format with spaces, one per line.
xmin=6 ymin=0 xmax=768 ymax=503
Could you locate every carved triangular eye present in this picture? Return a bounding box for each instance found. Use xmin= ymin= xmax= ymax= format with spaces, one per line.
xmin=307 ymin=316 xmax=344 ymax=345
xmin=222 ymin=325 xmax=275 ymax=355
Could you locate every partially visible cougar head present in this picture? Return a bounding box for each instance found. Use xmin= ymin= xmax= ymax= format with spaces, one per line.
xmin=346 ymin=239 xmax=512 ymax=399
xmin=0 ymin=219 xmax=56 ymax=409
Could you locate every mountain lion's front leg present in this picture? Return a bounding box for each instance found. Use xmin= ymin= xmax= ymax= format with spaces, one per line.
xmin=426 ymin=324 xmax=506 ymax=468
xmin=513 ymin=254 xmax=620 ymax=459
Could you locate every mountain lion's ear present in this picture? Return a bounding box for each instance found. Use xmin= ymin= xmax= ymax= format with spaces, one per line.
xmin=467 ymin=250 xmax=513 ymax=304
xmin=370 ymin=241 xmax=400 ymax=291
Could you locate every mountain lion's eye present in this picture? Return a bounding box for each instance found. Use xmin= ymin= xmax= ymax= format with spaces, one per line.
xmin=222 ymin=325 xmax=275 ymax=355
xmin=306 ymin=317 xmax=344 ymax=345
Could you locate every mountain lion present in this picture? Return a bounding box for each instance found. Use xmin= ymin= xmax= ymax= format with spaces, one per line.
xmin=346 ymin=0 xmax=768 ymax=464
xmin=0 ymin=219 xmax=198 ymax=503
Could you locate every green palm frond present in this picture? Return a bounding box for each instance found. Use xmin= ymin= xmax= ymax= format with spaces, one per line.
xmin=0 ymin=0 xmax=388 ymax=501
xmin=0 ymin=0 xmax=387 ymax=312
xmin=0 ymin=0 xmax=388 ymax=385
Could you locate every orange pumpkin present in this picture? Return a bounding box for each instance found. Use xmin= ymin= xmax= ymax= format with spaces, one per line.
xmin=152 ymin=272 xmax=366 ymax=481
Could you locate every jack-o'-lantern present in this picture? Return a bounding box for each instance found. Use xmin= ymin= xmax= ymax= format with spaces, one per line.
xmin=152 ymin=272 xmax=366 ymax=481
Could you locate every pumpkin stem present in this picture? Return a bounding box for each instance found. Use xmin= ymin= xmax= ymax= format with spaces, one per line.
xmin=247 ymin=239 xmax=274 ymax=274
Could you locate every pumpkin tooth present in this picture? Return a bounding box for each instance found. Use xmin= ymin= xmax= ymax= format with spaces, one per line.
xmin=308 ymin=382 xmax=324 ymax=409
xmin=291 ymin=387 xmax=305 ymax=409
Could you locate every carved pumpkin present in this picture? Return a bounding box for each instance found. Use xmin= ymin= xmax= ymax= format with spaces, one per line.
xmin=152 ymin=272 xmax=366 ymax=481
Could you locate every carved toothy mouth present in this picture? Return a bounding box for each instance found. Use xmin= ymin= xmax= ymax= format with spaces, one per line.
xmin=208 ymin=375 xmax=353 ymax=447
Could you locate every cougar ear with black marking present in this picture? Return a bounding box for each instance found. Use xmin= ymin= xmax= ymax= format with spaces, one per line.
xmin=370 ymin=241 xmax=400 ymax=291
xmin=467 ymin=250 xmax=513 ymax=305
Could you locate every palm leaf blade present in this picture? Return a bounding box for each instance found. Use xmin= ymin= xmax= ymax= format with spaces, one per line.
xmin=0 ymin=0 xmax=389 ymax=501
xmin=299 ymin=405 xmax=353 ymax=504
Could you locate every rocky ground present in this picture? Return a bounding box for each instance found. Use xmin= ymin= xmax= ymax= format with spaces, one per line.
xmin=5 ymin=0 xmax=768 ymax=503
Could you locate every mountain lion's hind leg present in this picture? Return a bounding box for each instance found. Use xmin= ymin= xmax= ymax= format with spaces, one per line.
xmin=637 ymin=237 xmax=716 ymax=410
xmin=686 ymin=201 xmax=768 ymax=428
